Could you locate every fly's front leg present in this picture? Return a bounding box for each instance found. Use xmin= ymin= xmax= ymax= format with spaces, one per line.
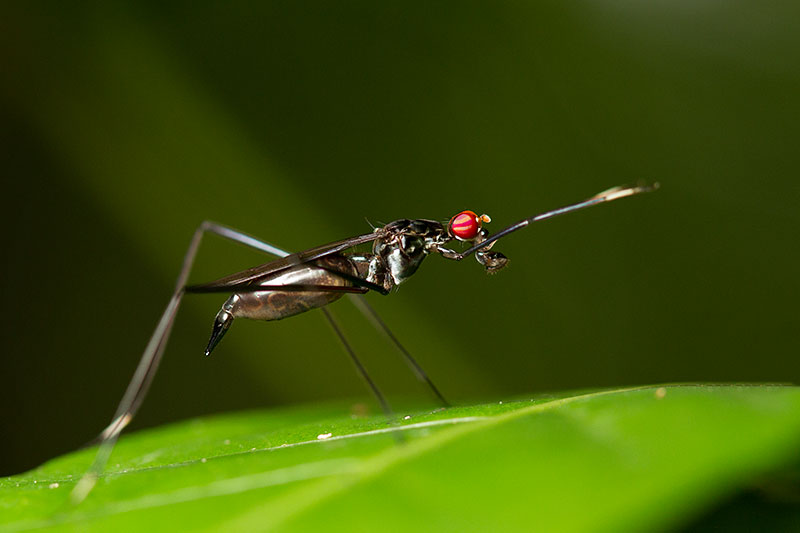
xmin=473 ymin=229 xmax=509 ymax=273
xmin=436 ymin=246 xmax=463 ymax=261
xmin=438 ymin=231 xmax=508 ymax=273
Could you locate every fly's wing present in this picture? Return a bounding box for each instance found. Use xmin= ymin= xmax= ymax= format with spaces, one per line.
xmin=185 ymin=230 xmax=384 ymax=292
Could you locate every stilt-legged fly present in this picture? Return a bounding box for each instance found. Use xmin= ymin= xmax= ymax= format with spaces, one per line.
xmin=71 ymin=182 xmax=658 ymax=502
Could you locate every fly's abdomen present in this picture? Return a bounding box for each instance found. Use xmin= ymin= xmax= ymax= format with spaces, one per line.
xmin=226 ymin=255 xmax=356 ymax=322
xmin=204 ymin=255 xmax=358 ymax=356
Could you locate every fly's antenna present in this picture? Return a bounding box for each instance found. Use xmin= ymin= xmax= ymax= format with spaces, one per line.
xmin=455 ymin=182 xmax=659 ymax=260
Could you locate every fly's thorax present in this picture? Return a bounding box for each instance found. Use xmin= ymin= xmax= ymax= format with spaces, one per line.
xmin=374 ymin=218 xmax=448 ymax=286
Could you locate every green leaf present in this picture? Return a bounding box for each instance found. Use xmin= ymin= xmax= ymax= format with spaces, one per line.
xmin=3 ymin=385 xmax=800 ymax=531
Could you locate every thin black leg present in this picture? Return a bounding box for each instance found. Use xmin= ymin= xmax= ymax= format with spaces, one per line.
xmin=72 ymin=221 xmax=293 ymax=503
xmin=321 ymin=308 xmax=394 ymax=419
xmin=349 ymin=295 xmax=450 ymax=407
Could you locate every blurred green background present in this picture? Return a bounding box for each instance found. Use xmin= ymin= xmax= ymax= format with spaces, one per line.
xmin=1 ymin=2 xmax=798 ymax=476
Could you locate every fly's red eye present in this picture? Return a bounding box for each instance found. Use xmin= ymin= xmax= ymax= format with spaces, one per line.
xmin=449 ymin=210 xmax=480 ymax=240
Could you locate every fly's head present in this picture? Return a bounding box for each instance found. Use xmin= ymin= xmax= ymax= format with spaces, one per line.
xmin=447 ymin=210 xmax=509 ymax=273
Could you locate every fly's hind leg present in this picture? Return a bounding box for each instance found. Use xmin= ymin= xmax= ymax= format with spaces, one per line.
xmin=71 ymin=221 xmax=292 ymax=504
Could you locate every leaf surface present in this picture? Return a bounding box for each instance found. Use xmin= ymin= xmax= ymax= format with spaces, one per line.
xmin=2 ymin=385 xmax=800 ymax=532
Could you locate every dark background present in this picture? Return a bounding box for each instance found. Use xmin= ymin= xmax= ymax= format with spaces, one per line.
xmin=1 ymin=2 xmax=798 ymax=476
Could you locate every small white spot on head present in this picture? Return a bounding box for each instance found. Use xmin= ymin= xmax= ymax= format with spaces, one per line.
xmin=403 ymin=415 xmax=411 ymax=420
xmin=49 ymin=483 xmax=59 ymax=489
xmin=250 ymin=447 xmax=257 ymax=451
xmin=200 ymin=458 xmax=207 ymax=463
xmin=655 ymin=387 xmax=667 ymax=399
xmin=317 ymin=433 xmax=333 ymax=440
xmin=499 ymin=401 xmax=503 ymax=404
xmin=33 ymin=480 xmax=37 ymax=484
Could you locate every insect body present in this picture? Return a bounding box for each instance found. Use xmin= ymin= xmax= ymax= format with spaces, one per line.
xmin=71 ymin=182 xmax=657 ymax=503
xmin=199 ymin=216 xmax=508 ymax=356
